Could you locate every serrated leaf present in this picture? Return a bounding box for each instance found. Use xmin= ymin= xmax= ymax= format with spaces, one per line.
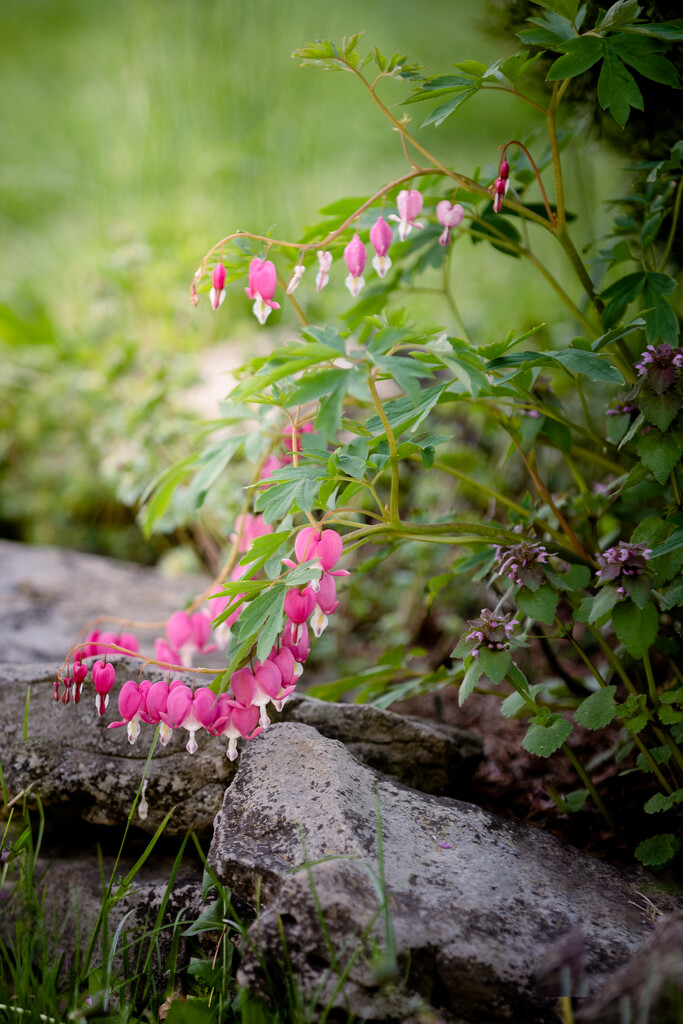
xmin=522 ymin=714 xmax=573 ymax=757
xmin=634 ymin=833 xmax=680 ymax=867
xmin=336 ymin=453 xmax=367 ymax=479
xmin=534 ymin=0 xmax=579 ymax=20
xmin=599 ymin=0 xmax=641 ymax=30
xmin=459 ymin=659 xmax=483 ymax=705
xmin=636 ymin=428 xmax=683 ymax=485
xmin=516 ymin=585 xmax=560 ymax=625
xmin=477 ymin=647 xmax=511 ymax=684
xmin=638 ymin=390 xmax=682 ymax=432
xmin=560 ymin=564 xmax=592 ymax=591
xmin=661 ymin=577 xmax=683 ymax=611
xmin=612 ymin=599 xmax=659 ymax=658
xmin=547 ymin=36 xmax=603 ymax=81
xmin=644 ymin=789 xmax=683 ymax=814
xmin=575 ymin=686 xmax=618 ymax=729
xmin=622 ymin=573 xmax=652 ymax=608
xmin=288 ymin=368 xmax=351 ymax=406
xmin=598 ymin=48 xmax=644 ymax=127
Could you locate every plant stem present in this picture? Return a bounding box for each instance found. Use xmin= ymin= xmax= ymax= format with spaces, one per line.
xmin=367 ymin=373 xmax=400 ymax=525
xmin=659 ymin=174 xmax=683 ymax=272
xmin=643 ymin=651 xmax=659 ymax=708
xmin=561 ymin=743 xmax=617 ymax=832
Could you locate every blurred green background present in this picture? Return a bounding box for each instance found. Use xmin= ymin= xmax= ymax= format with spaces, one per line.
xmin=0 ymin=0 xmax=619 ymax=561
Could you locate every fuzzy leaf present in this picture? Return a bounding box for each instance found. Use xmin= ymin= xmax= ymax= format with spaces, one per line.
xmin=612 ymin=599 xmax=659 ymax=658
xmin=516 ymin=585 xmax=560 ymax=625
xmin=637 ymin=390 xmax=682 ymax=432
xmin=501 ymin=682 xmax=544 ymax=718
xmin=644 ymin=789 xmax=683 ymax=814
xmin=643 ymin=273 xmax=679 ymax=345
xmin=553 ymin=348 xmax=623 ymax=384
xmin=574 ymin=686 xmax=618 ymax=729
xmin=477 ymin=647 xmax=511 ymax=685
xmin=634 ymin=833 xmax=681 ymax=867
xmin=589 ymin=585 xmax=619 ymax=624
xmin=459 ymin=659 xmax=483 ymax=705
xmin=636 ymin=428 xmax=683 ymax=485
xmin=522 ymin=714 xmax=573 ymax=757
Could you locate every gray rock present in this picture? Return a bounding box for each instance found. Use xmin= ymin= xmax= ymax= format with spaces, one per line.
xmin=0 ymin=658 xmax=481 ymax=837
xmin=0 ymin=538 xmax=211 ymax=663
xmin=208 ymin=723 xmax=683 ymax=1024
xmin=576 ymin=910 xmax=683 ymax=1022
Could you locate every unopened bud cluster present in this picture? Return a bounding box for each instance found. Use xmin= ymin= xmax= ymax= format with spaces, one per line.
xmin=465 ymin=609 xmax=519 ymax=658
xmin=494 ymin=541 xmax=548 ymax=590
xmin=595 ymin=542 xmax=653 ymax=598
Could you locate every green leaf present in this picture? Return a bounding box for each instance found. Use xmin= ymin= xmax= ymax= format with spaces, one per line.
xmin=574 ymin=686 xmax=618 ymax=729
xmin=500 ymin=51 xmax=541 ymax=83
xmin=612 ymin=600 xmax=659 ymax=658
xmin=609 ymin=34 xmax=680 ymax=88
xmin=522 ymin=714 xmax=573 ymax=757
xmin=661 ymin=577 xmax=683 ymax=611
xmin=186 ymin=436 xmax=246 ymax=511
xmin=182 ymin=900 xmax=225 ymax=936
xmin=288 ymin=368 xmax=351 ymax=406
xmin=365 ymin=383 xmax=449 ymax=436
xmin=599 ymin=0 xmax=641 ymax=31
xmin=636 ymin=428 xmax=683 ymax=485
xmin=622 ymin=573 xmax=652 ymax=609
xmin=459 ymin=659 xmax=483 ymax=705
xmin=553 ymin=349 xmax=623 ymax=384
xmin=142 ymin=455 xmax=198 ymax=537
xmin=237 ymin=585 xmax=286 ymax=662
xmin=643 ymin=273 xmax=679 ymax=345
xmin=559 ymin=564 xmax=592 ymax=591
xmin=638 ymin=390 xmax=682 ymax=432
xmin=600 ymin=272 xmax=646 ymax=329
xmin=477 ymin=647 xmax=511 ymax=684
xmin=644 ymin=789 xmax=683 ymax=814
xmin=591 ymin=317 xmax=646 ymax=352
xmin=516 ymin=585 xmax=560 ymax=625
xmin=565 ymin=789 xmax=589 ymax=812
xmin=534 ymin=0 xmax=579 ymax=20
xmin=501 ymin=682 xmax=545 ymax=718
xmin=547 ymin=36 xmax=603 ymax=81
xmin=634 ymin=833 xmax=681 ymax=867
xmin=589 ymin=585 xmax=619 ymax=624
xmin=335 ymin=453 xmax=367 ymax=479
xmin=421 ymin=89 xmax=478 ymax=128
xmin=598 ymin=48 xmax=644 ymax=127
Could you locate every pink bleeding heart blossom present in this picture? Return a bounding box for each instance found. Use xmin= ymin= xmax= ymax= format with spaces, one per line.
xmin=92 ymin=660 xmax=116 ymax=716
xmin=83 ymin=630 xmax=139 ymax=658
xmin=211 ymin=695 xmax=263 ymax=760
xmin=108 ymin=679 xmax=153 ymax=744
xmin=231 ymin=513 xmax=273 ymax=554
xmin=160 ymin=685 xmax=218 ymax=754
xmin=142 ymin=678 xmax=185 ymax=744
xmin=282 ymin=620 xmax=311 ymax=663
xmin=155 ymin=610 xmax=216 ymax=669
xmin=294 ymin=527 xmax=343 ymax=571
xmin=489 ymin=157 xmax=510 ymax=213
xmin=436 ymin=201 xmax=465 ymax=246
xmin=231 ymin=660 xmax=293 ymax=729
xmin=210 ymin=263 xmax=226 ymax=310
xmin=369 ymin=217 xmax=393 ymax=278
xmin=316 ymin=250 xmax=333 ymax=292
xmin=244 ymin=258 xmax=280 ymax=325
xmin=389 ymin=190 xmax=423 ymax=241
xmin=286 ymin=263 xmax=306 ymax=295
xmin=343 ymin=233 xmax=367 ymax=297
xmin=308 ymin=571 xmax=341 ymax=638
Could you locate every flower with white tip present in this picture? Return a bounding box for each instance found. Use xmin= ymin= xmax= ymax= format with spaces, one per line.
xmin=389 ymin=189 xmax=423 ymax=241
xmin=344 ymin=233 xmax=367 ymax=297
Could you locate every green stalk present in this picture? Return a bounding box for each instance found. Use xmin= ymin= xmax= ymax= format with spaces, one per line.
xmin=367 ymin=372 xmax=400 ymax=525
xmin=562 ymin=743 xmax=617 ymax=832
xmin=658 ymin=174 xmax=683 ymax=272
xmin=643 ymin=650 xmax=659 ymax=708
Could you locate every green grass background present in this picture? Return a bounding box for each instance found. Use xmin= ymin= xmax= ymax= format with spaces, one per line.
xmin=0 ymin=0 xmax=619 ymax=555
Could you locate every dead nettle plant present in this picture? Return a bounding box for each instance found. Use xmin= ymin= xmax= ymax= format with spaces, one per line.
xmin=55 ymin=2 xmax=683 ymax=867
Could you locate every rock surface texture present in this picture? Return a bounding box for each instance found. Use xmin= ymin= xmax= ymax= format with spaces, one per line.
xmin=0 ymin=658 xmax=481 ymax=837
xmin=208 ymin=722 xmax=683 ymax=1024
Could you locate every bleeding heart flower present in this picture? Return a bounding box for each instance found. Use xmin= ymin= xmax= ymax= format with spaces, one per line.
xmin=389 ymin=189 xmax=424 ymax=241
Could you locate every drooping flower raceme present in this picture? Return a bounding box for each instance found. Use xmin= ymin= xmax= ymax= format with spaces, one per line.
xmin=389 ymin=189 xmax=424 ymax=241
xmin=343 ymin=233 xmax=367 ymax=297
xmin=210 ymin=263 xmax=226 ymax=310
xmin=369 ymin=217 xmax=393 ymax=278
xmin=244 ymin=258 xmax=280 ymax=325
xmin=436 ymin=201 xmax=465 ymax=246
xmin=155 ymin=610 xmax=216 ymax=668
